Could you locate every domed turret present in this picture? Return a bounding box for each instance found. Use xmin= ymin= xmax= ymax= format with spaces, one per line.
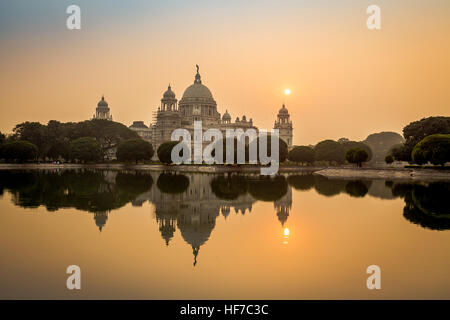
xmin=97 ymin=96 xmax=108 ymax=108
xmin=93 ymin=95 xmax=112 ymax=121
xmin=160 ymin=85 xmax=178 ymax=111
xmin=222 ymin=109 xmax=231 ymax=123
xmin=279 ymin=104 xmax=289 ymax=114
xmin=163 ymin=85 xmax=176 ymax=99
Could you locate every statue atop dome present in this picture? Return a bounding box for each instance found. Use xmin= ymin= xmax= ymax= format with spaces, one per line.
xmin=194 ymin=64 xmax=202 ymax=84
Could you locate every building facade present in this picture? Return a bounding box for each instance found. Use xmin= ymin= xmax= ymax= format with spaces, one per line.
xmin=128 ymin=66 xmax=293 ymax=151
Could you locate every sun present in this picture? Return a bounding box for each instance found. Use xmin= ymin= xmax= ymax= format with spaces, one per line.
xmin=284 ymin=88 xmax=291 ymax=95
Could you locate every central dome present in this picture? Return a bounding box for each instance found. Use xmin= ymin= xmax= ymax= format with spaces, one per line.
xmin=181 ymin=65 xmax=215 ymax=101
xmin=182 ymin=83 xmax=213 ymax=100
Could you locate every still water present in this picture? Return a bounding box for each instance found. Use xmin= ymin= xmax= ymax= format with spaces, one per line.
xmin=0 ymin=169 xmax=449 ymax=299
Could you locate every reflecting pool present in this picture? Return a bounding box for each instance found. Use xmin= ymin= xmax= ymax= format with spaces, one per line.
xmin=0 ymin=170 xmax=449 ymax=299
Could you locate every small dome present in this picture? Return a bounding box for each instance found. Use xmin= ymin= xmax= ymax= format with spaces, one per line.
xmin=222 ymin=109 xmax=231 ymax=121
xmin=98 ymin=96 xmax=108 ymax=107
xmin=163 ymin=85 xmax=176 ymax=99
xmin=279 ymin=104 xmax=289 ymax=114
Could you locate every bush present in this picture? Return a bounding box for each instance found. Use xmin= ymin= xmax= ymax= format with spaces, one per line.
xmin=157 ymin=141 xmax=183 ymax=164
xmin=69 ymin=137 xmax=102 ymax=162
xmin=250 ymin=134 xmax=288 ymax=163
xmin=117 ymin=139 xmax=154 ymax=163
xmin=0 ymin=141 xmax=38 ymax=162
xmin=411 ymin=134 xmax=450 ymax=166
xmin=288 ymin=146 xmax=315 ymax=165
xmin=341 ymin=141 xmax=372 ymax=162
xmin=385 ymin=155 xmax=394 ymax=164
xmin=346 ymin=148 xmax=369 ymax=167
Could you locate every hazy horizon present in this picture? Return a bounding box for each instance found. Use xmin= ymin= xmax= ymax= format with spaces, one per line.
xmin=1 ymin=0 xmax=449 ymax=145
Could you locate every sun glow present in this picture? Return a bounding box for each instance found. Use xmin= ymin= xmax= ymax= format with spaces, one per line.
xmin=284 ymin=88 xmax=291 ymax=95
xmin=283 ymin=227 xmax=290 ymax=245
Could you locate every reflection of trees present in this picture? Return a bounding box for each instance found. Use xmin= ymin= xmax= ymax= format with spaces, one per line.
xmin=313 ymin=176 xmax=346 ymax=197
xmin=389 ymin=182 xmax=450 ymax=230
xmin=287 ymin=175 xmax=315 ymax=191
xmin=116 ymin=172 xmax=153 ymax=195
xmin=247 ymin=176 xmax=287 ymax=201
xmin=210 ymin=175 xmax=248 ymax=200
xmin=345 ymin=180 xmax=372 ymax=198
xmin=156 ymin=173 xmax=189 ymax=194
xmin=0 ymin=170 xmax=153 ymax=213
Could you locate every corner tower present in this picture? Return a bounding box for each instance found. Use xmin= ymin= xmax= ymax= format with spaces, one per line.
xmin=274 ymin=104 xmax=293 ymax=148
xmin=153 ymin=85 xmax=181 ymax=148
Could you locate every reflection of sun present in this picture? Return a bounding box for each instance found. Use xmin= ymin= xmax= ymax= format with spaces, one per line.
xmin=284 ymin=88 xmax=291 ymax=95
xmin=283 ymin=227 xmax=290 ymax=244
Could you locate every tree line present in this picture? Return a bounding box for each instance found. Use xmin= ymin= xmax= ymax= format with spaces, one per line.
xmin=0 ymin=119 xmax=141 ymax=163
xmin=1 ymin=116 xmax=448 ymax=166
xmin=388 ymin=116 xmax=450 ymax=166
xmin=287 ymin=140 xmax=372 ymax=167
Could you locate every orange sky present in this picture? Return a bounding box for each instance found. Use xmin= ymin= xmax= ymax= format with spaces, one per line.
xmin=0 ymin=0 xmax=449 ymax=145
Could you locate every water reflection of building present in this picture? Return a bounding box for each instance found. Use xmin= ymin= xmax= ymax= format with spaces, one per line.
xmin=94 ymin=211 xmax=108 ymax=232
xmin=132 ymin=172 xmax=291 ymax=265
xmin=274 ymin=184 xmax=292 ymax=226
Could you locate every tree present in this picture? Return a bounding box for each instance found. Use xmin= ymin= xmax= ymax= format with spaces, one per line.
xmin=47 ymin=141 xmax=70 ymax=161
xmin=116 ymin=139 xmax=154 ymax=163
xmin=346 ymin=148 xmax=369 ymax=167
xmin=385 ymin=155 xmax=394 ymax=164
xmin=411 ymin=134 xmax=450 ymax=166
xmin=157 ymin=141 xmax=182 ymax=164
xmin=45 ymin=120 xmax=71 ymax=160
xmin=390 ymin=143 xmax=412 ymax=162
xmin=288 ymin=146 xmax=315 ymax=165
xmin=314 ymin=140 xmax=345 ymax=165
xmin=249 ymin=134 xmax=288 ymax=163
xmin=0 ymin=131 xmax=5 ymax=160
xmin=341 ymin=141 xmax=372 ymax=162
xmin=12 ymin=122 xmax=46 ymax=157
xmin=68 ymin=120 xmax=140 ymax=159
xmin=69 ymin=137 xmax=102 ymax=163
xmin=394 ymin=117 xmax=450 ymax=162
xmin=403 ymin=116 xmax=450 ymax=144
xmin=1 ymin=141 xmax=38 ymax=162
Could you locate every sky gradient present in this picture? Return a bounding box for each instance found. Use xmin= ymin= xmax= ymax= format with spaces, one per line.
xmin=0 ymin=0 xmax=449 ymax=145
